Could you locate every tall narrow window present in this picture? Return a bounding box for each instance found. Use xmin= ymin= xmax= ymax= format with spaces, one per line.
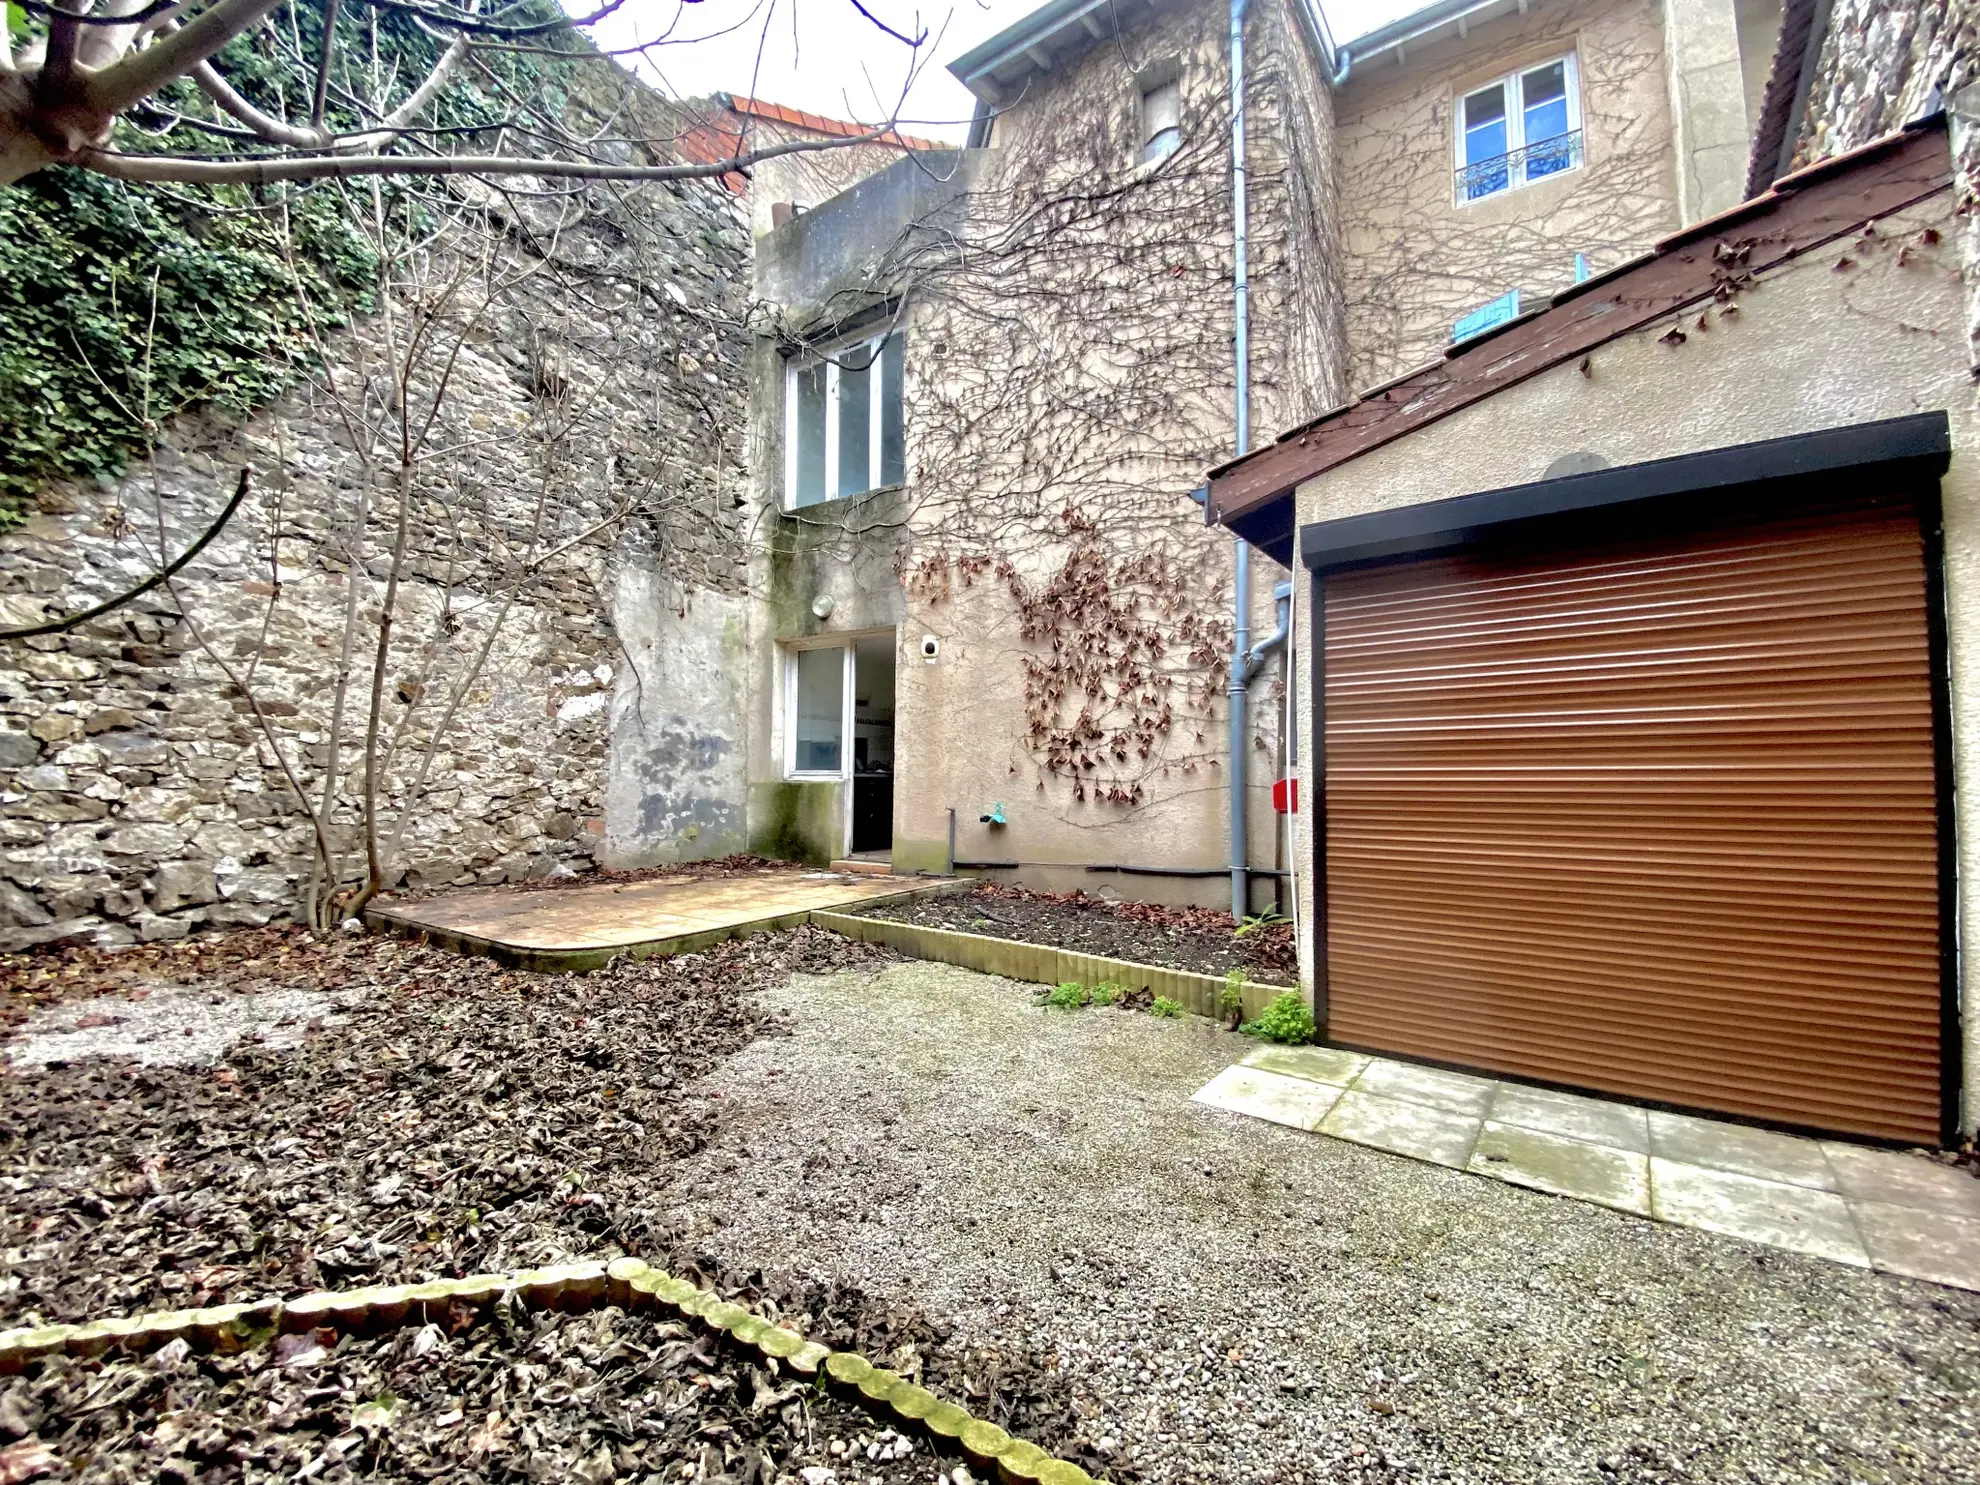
xmin=879 ymin=333 xmax=906 ymax=487
xmin=1461 ymin=86 xmax=1509 ymax=198
xmin=1140 ymin=66 xmax=1182 ymax=164
xmin=784 ymin=328 xmax=906 ymax=508
xmin=1456 ymin=54 xmax=1582 ymax=202
xmin=836 ymin=342 xmax=873 ymax=499
xmin=790 ymin=646 xmax=846 ymax=775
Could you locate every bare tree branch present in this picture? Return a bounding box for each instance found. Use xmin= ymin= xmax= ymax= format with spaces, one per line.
xmin=351 ymin=0 xmax=636 ymax=40
xmin=193 ymin=58 xmax=332 ymax=147
xmin=345 ymin=32 xmax=468 ymax=148
xmin=76 ymin=0 xmax=158 ymax=70
xmin=0 ymin=467 xmax=252 ymax=640
xmin=37 ymin=2 xmax=85 ymax=97
xmin=79 ymin=124 xmax=903 ymax=184
xmin=85 ymin=0 xmax=289 ymax=119
xmin=310 ymin=0 xmax=342 ymax=128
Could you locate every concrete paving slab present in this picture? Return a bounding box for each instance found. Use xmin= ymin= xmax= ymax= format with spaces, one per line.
xmin=1192 ymin=1048 xmax=1976 ymax=1286
xmin=1191 ymin=1066 xmax=1343 ymax=1132
xmin=1353 ymin=1059 xmax=1497 ymax=1117
xmin=1239 ymin=1044 xmax=1370 ymax=1087
xmin=1320 ymin=1089 xmax=1482 ymax=1168
xmin=1650 ymin=1158 xmax=1869 ymax=1267
xmin=1821 ymin=1144 xmax=1980 ymax=1218
xmin=1648 ymin=1110 xmax=1837 ymax=1192
xmin=1488 ymin=1083 xmax=1651 ymax=1153
xmin=1471 ymin=1121 xmax=1651 ymax=1215
xmin=1852 ymin=1200 xmax=1980 ymax=1288
xmin=367 ymin=870 xmax=951 ymax=969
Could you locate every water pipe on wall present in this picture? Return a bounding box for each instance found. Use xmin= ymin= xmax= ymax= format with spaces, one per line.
xmin=1227 ymin=0 xmax=1252 ymax=923
xmin=1244 ymin=582 xmax=1292 ymax=687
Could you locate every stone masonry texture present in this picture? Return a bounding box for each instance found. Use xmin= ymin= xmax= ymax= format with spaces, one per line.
xmin=0 ymin=176 xmax=750 ymax=950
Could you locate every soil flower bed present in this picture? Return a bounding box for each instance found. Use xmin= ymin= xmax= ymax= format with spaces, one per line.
xmin=852 ymin=885 xmax=1295 ymax=986
xmin=0 ymin=1301 xmax=941 ymax=1485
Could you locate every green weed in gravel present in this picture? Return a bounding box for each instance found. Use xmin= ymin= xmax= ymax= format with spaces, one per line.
xmin=1240 ymin=989 xmax=1315 ymax=1045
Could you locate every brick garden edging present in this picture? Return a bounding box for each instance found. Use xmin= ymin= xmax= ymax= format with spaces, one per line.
xmin=811 ymin=910 xmax=1290 ymax=1022
xmin=0 ymin=1259 xmax=1104 ymax=1485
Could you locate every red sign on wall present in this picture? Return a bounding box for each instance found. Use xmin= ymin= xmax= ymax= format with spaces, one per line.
xmin=1272 ymin=777 xmax=1298 ymax=814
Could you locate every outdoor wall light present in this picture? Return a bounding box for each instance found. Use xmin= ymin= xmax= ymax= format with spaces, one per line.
xmin=921 ymin=635 xmax=940 ymax=662
xmin=811 ymin=594 xmax=835 ymax=619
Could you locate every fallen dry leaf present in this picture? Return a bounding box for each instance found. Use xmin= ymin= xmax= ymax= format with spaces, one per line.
xmin=0 ymin=1438 xmax=58 ymax=1485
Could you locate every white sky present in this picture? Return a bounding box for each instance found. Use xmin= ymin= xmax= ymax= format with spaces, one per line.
xmin=580 ymin=0 xmax=1427 ymax=143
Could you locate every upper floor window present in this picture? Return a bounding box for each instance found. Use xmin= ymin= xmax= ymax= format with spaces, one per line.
xmin=1456 ymin=55 xmax=1582 ymax=202
xmin=786 ymin=329 xmax=905 ymax=508
xmin=1140 ymin=64 xmax=1182 ymax=164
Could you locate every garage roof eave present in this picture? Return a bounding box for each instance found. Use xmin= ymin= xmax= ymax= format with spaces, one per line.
xmin=1296 ymin=412 xmax=1952 ymax=573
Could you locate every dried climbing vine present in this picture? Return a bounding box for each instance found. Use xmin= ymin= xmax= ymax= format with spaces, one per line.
xmin=781 ymin=2 xmax=1341 ymax=814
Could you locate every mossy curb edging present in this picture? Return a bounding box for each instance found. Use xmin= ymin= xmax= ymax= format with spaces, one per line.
xmin=0 ymin=1259 xmax=1104 ymax=1484
xmin=810 ymin=910 xmax=1289 ymax=1022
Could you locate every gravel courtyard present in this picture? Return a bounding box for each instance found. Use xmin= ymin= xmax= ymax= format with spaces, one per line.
xmin=668 ymin=959 xmax=1980 ymax=1485
xmin=8 ymin=931 xmax=1980 ymax=1484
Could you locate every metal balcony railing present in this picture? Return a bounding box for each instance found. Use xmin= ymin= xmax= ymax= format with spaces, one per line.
xmin=1456 ymin=130 xmax=1584 ymax=199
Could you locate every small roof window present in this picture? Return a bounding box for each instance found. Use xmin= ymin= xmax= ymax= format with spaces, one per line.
xmin=1140 ymin=61 xmax=1182 ymax=165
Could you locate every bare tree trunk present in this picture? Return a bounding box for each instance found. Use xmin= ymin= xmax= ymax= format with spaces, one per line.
xmin=355 ymin=445 xmax=415 ymax=918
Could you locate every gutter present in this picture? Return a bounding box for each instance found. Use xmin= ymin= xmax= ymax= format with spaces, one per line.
xmin=1291 ymin=0 xmax=1353 ymax=86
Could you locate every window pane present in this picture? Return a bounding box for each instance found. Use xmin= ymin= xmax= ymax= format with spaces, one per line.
xmin=1461 ymin=83 xmax=1508 ymax=198
xmin=1522 ymin=61 xmax=1573 ymax=181
xmin=1522 ymin=61 xmax=1568 ymax=115
xmin=793 ymin=361 xmax=826 ymax=506
xmin=793 ymin=648 xmax=843 ymax=773
xmin=837 ymin=343 xmax=872 ymax=498
xmin=879 ymin=332 xmax=905 ymax=487
xmin=1463 ymin=84 xmax=1506 ymax=134
xmin=1142 ymin=79 xmax=1181 ymax=157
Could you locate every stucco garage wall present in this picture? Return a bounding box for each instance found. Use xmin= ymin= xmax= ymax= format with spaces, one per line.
xmin=1289 ymin=185 xmax=1980 ymax=1133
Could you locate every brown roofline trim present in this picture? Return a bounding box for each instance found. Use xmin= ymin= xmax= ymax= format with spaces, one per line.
xmin=1296 ymin=412 xmax=1951 ymax=573
xmin=1205 ymin=120 xmax=1952 ymax=530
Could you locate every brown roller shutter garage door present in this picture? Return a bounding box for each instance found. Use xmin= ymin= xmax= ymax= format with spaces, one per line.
xmin=1321 ymin=496 xmax=1944 ymax=1143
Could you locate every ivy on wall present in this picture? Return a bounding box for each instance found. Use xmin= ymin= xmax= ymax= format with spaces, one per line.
xmin=0 ymin=169 xmax=374 ymax=524
xmin=0 ymin=1 xmax=578 ymax=527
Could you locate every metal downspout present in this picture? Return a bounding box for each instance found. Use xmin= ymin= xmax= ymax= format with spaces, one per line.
xmin=1227 ymin=0 xmax=1252 ymax=922
xmin=1242 ymin=582 xmax=1292 ymax=684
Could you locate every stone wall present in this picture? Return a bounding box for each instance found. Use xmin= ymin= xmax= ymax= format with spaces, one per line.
xmin=1795 ymin=0 xmax=1980 ymax=161
xmin=0 ymin=176 xmax=750 ymax=950
xmin=1789 ymin=2 xmax=1980 ymax=366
